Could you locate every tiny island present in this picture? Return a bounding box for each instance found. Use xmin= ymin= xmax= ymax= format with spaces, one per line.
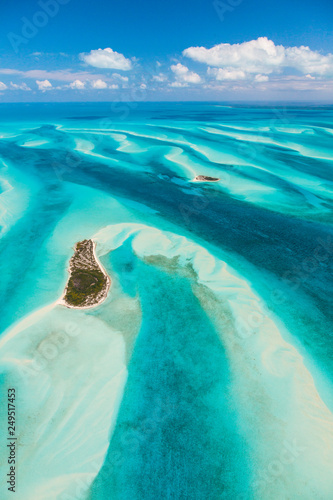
xmin=193 ymin=175 xmax=220 ymax=182
xmin=61 ymin=239 xmax=110 ymax=308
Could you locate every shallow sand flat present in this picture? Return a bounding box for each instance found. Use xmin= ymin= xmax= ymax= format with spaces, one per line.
xmin=0 ymin=223 xmax=332 ymax=499
xmin=0 ymin=104 xmax=332 ymax=499
xmin=92 ymin=222 xmax=333 ymax=499
xmin=0 ymin=278 xmax=141 ymax=499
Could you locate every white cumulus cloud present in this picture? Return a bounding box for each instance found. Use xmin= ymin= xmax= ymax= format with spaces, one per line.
xmin=91 ymin=79 xmax=107 ymax=89
xmin=254 ymin=74 xmax=269 ymax=82
xmin=69 ymin=80 xmax=85 ymax=89
xmin=207 ymin=68 xmax=246 ymax=80
xmin=112 ymin=73 xmax=129 ymax=82
xmin=0 ymin=82 xmax=7 ymax=90
xmin=284 ymin=45 xmax=333 ymax=75
xmin=10 ymin=82 xmax=31 ymax=90
xmin=169 ymin=81 xmax=189 ymax=87
xmin=36 ymin=80 xmax=52 ymax=91
xmin=80 ymin=48 xmax=132 ymax=71
xmin=109 ymin=84 xmax=119 ymax=89
xmin=152 ymin=73 xmax=167 ymax=82
xmin=170 ymin=63 xmax=201 ymax=84
xmin=183 ymin=37 xmax=333 ymax=77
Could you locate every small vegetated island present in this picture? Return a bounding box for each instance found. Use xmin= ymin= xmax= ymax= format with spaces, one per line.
xmin=62 ymin=239 xmax=110 ymax=308
xmin=194 ymin=175 xmax=220 ymax=182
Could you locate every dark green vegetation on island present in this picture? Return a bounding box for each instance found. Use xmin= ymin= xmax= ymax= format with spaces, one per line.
xmin=63 ymin=239 xmax=110 ymax=308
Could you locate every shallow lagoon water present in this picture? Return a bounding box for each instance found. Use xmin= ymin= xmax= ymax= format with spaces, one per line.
xmin=0 ymin=103 xmax=332 ymax=499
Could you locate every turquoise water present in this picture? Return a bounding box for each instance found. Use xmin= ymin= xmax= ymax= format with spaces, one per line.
xmin=0 ymin=103 xmax=332 ymax=499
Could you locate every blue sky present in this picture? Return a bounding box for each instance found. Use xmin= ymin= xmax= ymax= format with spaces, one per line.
xmin=0 ymin=0 xmax=332 ymax=101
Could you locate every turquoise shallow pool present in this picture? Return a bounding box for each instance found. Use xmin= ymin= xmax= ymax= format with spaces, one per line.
xmin=0 ymin=103 xmax=332 ymax=500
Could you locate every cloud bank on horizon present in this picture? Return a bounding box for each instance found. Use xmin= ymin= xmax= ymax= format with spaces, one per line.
xmin=183 ymin=37 xmax=333 ymax=78
xmin=1 ymin=37 xmax=333 ymax=100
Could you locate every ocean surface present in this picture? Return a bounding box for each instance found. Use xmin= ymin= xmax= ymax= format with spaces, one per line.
xmin=0 ymin=102 xmax=332 ymax=500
